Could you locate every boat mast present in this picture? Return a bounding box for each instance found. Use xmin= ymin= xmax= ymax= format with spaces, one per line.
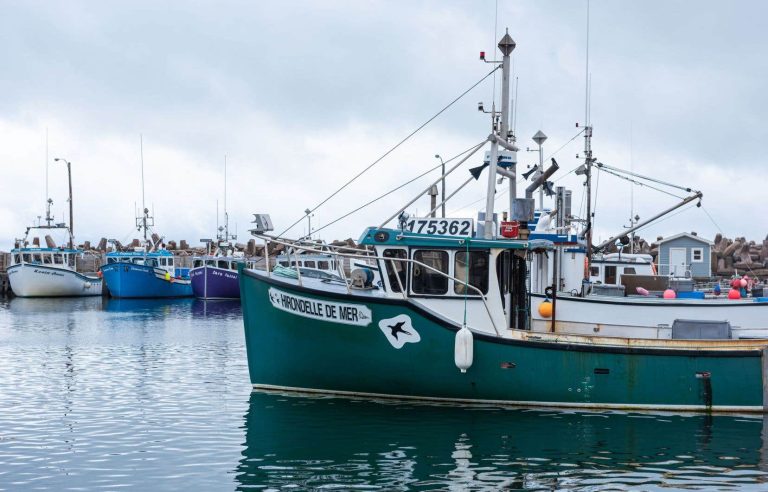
xmin=136 ymin=134 xmax=154 ymax=248
xmin=224 ymin=155 xmax=229 ymax=242
xmin=483 ymin=30 xmax=515 ymax=239
xmin=140 ymin=134 xmax=147 ymax=242
xmin=44 ymin=128 xmax=54 ymax=227
xmin=582 ymin=0 xmax=594 ymax=277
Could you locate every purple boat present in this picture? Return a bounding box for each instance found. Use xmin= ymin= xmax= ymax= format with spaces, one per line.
xmin=190 ymin=256 xmax=258 ymax=299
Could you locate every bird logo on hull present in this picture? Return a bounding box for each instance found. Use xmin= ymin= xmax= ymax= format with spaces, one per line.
xmin=378 ymin=314 xmax=420 ymax=349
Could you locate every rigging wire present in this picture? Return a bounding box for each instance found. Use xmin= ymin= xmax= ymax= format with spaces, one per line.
xmin=275 ymin=65 xmax=502 ymax=238
xmin=700 ymin=205 xmax=725 ymax=235
xmin=311 ymin=141 xmax=486 ymax=237
xmin=449 ymin=128 xmax=585 ymax=214
xmin=594 ymin=167 xmax=682 ymax=200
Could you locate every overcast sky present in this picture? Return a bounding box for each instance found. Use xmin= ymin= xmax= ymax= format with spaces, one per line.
xmin=2 ymin=0 xmax=766 ymax=251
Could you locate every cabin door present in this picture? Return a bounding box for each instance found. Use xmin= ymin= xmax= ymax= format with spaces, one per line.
xmin=669 ymin=248 xmax=687 ymax=277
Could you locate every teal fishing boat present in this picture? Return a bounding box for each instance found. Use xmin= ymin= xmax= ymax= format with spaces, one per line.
xmin=240 ymin=32 xmax=768 ymax=413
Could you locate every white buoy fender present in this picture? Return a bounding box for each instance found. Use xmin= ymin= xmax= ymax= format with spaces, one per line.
xmin=84 ymin=282 xmax=92 ymax=289
xmin=454 ymin=325 xmax=474 ymax=373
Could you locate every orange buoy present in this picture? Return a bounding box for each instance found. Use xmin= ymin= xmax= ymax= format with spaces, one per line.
xmin=538 ymin=301 xmax=553 ymax=318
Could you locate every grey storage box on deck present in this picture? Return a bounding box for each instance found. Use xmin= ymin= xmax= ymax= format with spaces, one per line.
xmin=669 ymin=278 xmax=694 ymax=292
xmin=592 ymin=284 xmax=626 ymax=297
xmin=671 ymin=319 xmax=731 ymax=340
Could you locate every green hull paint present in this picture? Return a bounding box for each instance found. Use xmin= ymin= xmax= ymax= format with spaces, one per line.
xmin=241 ymin=269 xmax=765 ymax=412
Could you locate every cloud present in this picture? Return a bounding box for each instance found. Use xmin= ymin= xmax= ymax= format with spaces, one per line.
xmin=1 ymin=0 xmax=767 ymax=252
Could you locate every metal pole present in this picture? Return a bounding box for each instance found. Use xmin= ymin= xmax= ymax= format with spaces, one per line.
xmin=584 ymin=125 xmax=593 ymax=277
xmin=484 ymin=31 xmax=515 ymax=239
xmin=435 ymin=155 xmax=446 ymax=218
xmin=538 ymin=143 xmax=543 ymax=210
xmin=67 ymin=161 xmax=73 ymax=248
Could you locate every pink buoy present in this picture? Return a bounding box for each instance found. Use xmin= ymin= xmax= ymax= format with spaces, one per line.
xmin=728 ymin=288 xmax=741 ymax=300
xmin=740 ymin=278 xmax=748 ymax=288
xmin=663 ymin=289 xmax=676 ymax=299
xmin=636 ymin=287 xmax=650 ymax=296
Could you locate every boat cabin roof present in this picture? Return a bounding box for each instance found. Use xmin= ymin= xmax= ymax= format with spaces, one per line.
xmin=357 ymin=227 xmax=552 ymax=250
xmin=11 ymin=247 xmax=80 ymax=254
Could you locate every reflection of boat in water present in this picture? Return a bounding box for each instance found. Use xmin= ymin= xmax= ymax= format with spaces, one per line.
xmin=191 ymin=299 xmax=241 ymax=318
xmin=7 ymin=295 xmax=104 ymax=314
xmin=236 ymin=391 xmax=768 ymax=490
xmin=103 ymin=297 xmax=195 ymax=316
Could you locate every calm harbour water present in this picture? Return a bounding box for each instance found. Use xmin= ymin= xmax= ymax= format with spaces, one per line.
xmin=1 ymin=297 xmax=767 ymax=491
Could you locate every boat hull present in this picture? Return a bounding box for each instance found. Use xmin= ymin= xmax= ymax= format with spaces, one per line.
xmin=7 ymin=264 xmax=102 ymax=297
xmin=101 ymin=263 xmax=192 ymax=298
xmin=190 ymin=266 xmax=240 ymax=299
xmin=531 ymin=293 xmax=768 ymax=339
xmin=241 ymin=269 xmax=768 ymax=412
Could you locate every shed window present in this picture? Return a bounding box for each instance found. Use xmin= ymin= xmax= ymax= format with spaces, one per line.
xmin=604 ymin=265 xmax=617 ymax=285
xmin=692 ymin=248 xmax=704 ymax=263
xmin=412 ymin=250 xmax=448 ymax=295
xmin=623 ymin=267 xmax=636 ymax=275
xmin=590 ymin=266 xmax=599 ymax=277
xmin=454 ymin=251 xmax=489 ymax=295
xmin=382 ymin=249 xmax=407 ymax=293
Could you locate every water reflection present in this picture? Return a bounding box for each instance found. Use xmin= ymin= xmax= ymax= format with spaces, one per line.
xmin=191 ymin=299 xmax=242 ymax=319
xmin=5 ymin=295 xmax=105 ymax=314
xmin=237 ymin=392 xmax=768 ymax=491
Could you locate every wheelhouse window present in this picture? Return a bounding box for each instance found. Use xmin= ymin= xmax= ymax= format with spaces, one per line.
xmin=13 ymin=254 xmax=20 ymax=264
xmin=304 ymin=260 xmax=316 ymax=268
xmin=604 ymin=265 xmax=617 ymax=284
xmin=193 ymin=260 xmax=203 ymax=268
xmin=454 ymin=251 xmax=489 ymax=295
xmin=412 ymin=250 xmax=448 ymax=295
xmin=53 ymin=253 xmax=63 ymax=264
xmin=43 ymin=254 xmax=52 ymax=264
xmin=382 ymin=249 xmax=407 ymax=293
xmin=22 ymin=253 xmax=31 ymax=263
xmin=279 ymin=261 xmax=289 ymax=267
xmin=218 ymin=260 xmax=229 ymax=269
xmin=32 ymin=253 xmax=42 ymax=263
xmin=317 ymin=260 xmax=329 ymax=270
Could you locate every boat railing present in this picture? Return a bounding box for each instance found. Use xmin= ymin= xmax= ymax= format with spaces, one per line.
xmin=255 ymin=234 xmax=500 ymax=336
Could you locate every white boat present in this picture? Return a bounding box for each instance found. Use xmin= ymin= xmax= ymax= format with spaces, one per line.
xmin=8 ymin=228 xmax=102 ymax=298
xmin=525 ymin=139 xmax=768 ymax=340
xmin=9 ymin=159 xmax=102 ymax=298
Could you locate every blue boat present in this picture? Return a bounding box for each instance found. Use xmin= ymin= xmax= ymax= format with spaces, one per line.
xmin=101 ymin=249 xmax=192 ymax=298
